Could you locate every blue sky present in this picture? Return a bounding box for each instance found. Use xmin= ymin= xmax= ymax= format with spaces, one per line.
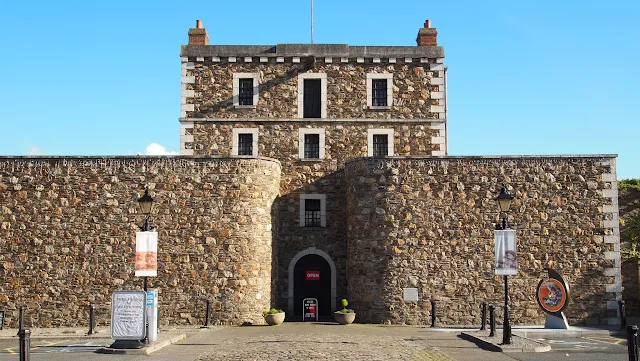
xmin=0 ymin=0 xmax=638 ymax=179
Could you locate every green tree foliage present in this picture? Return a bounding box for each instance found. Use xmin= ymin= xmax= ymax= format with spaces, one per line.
xmin=622 ymin=213 xmax=640 ymax=259
xmin=620 ymin=178 xmax=640 ymax=259
xmin=620 ymin=178 xmax=640 ymax=192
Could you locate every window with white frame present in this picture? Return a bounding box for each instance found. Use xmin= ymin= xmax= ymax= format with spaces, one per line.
xmin=366 ymin=73 xmax=393 ymax=109
xmin=233 ymin=73 xmax=259 ymax=108
xmin=367 ymin=128 xmax=394 ymax=157
xmin=232 ymin=128 xmax=259 ymax=156
xmin=299 ymin=194 xmax=326 ymax=227
xmin=298 ymin=128 xmax=326 ymax=159
xmin=297 ymin=73 xmax=327 ymax=118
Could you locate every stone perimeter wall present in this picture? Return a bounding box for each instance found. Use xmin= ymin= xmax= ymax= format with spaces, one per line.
xmin=345 ymin=156 xmax=620 ymax=326
xmin=0 ymin=157 xmax=281 ymax=328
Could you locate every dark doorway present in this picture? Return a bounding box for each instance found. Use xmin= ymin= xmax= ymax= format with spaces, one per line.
xmin=303 ymin=79 xmax=321 ymax=118
xmin=293 ymin=254 xmax=332 ymax=321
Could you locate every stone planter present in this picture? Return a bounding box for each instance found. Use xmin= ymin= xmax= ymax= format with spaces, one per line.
xmin=334 ymin=312 xmax=356 ymax=325
xmin=264 ymin=312 xmax=285 ymax=326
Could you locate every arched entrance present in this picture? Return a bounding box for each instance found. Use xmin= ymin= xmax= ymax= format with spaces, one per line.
xmin=288 ymin=247 xmax=336 ymax=321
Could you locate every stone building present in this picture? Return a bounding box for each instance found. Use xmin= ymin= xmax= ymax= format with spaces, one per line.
xmin=0 ymin=20 xmax=621 ymax=328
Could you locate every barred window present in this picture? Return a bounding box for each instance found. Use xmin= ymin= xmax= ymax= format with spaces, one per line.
xmin=237 ymin=133 xmax=253 ymax=156
xmin=372 ymin=79 xmax=388 ymax=107
xmin=238 ymin=78 xmax=254 ymax=106
xmin=373 ymin=134 xmax=388 ymax=157
xmin=304 ymin=134 xmax=320 ymax=159
xmin=304 ymin=199 xmax=321 ymax=227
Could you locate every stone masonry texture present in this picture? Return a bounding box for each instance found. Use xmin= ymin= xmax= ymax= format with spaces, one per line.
xmin=187 ymin=121 xmax=441 ymax=315
xmin=0 ymin=157 xmax=281 ymax=327
xmin=0 ymin=24 xmax=622 ymax=328
xmin=183 ymin=61 xmax=442 ymax=120
xmin=344 ymin=156 xmax=617 ymax=326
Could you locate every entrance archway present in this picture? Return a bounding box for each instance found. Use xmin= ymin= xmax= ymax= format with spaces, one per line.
xmin=288 ymin=247 xmax=336 ymax=320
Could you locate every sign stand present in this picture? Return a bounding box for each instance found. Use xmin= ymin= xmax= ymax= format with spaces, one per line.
xmin=146 ymin=289 xmax=159 ymax=342
xmin=303 ymin=298 xmax=318 ymax=322
xmin=545 ymin=312 xmax=569 ymax=329
xmin=536 ymin=268 xmax=570 ymax=329
xmin=109 ymin=290 xmax=147 ymax=349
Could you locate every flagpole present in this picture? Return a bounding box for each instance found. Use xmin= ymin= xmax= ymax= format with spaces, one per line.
xmin=311 ymin=0 xmax=314 ymax=44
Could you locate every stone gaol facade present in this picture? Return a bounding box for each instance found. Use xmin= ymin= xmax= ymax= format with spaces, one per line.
xmin=0 ymin=20 xmax=621 ymax=328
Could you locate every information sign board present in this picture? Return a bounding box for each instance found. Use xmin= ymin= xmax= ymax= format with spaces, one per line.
xmin=111 ymin=290 xmax=147 ymax=340
xmin=303 ymin=298 xmax=318 ymax=322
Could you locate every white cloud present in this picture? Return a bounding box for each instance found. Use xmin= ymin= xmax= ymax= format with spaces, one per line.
xmin=27 ymin=145 xmax=44 ymax=155
xmin=143 ymin=143 xmax=178 ymax=155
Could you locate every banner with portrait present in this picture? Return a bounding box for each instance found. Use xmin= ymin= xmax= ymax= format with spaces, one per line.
xmin=494 ymin=230 xmax=517 ymax=275
xmin=135 ymin=231 xmax=158 ymax=277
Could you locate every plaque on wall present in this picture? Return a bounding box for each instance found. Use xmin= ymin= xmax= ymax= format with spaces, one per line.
xmin=403 ymin=288 xmax=419 ymax=302
xmin=111 ymin=291 xmax=147 ymax=340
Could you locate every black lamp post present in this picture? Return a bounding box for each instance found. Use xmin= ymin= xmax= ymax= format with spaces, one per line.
xmin=137 ymin=187 xmax=154 ymax=291
xmin=137 ymin=187 xmax=154 ymax=345
xmin=496 ymin=185 xmax=514 ymax=345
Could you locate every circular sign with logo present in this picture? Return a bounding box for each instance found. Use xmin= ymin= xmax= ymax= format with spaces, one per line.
xmin=536 ymin=278 xmax=568 ymax=313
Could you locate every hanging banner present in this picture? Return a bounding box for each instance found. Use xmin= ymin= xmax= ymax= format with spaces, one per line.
xmin=135 ymin=231 xmax=158 ymax=277
xmin=494 ymin=230 xmax=517 ymax=275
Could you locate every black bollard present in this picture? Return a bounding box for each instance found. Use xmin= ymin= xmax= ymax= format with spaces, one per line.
xmin=480 ymin=302 xmax=487 ymax=330
xmin=619 ymin=300 xmax=627 ymax=330
xmin=17 ymin=305 xmax=26 ymax=333
xmin=205 ymin=299 xmax=211 ymax=327
xmin=489 ymin=304 xmax=496 ymax=337
xmin=19 ymin=328 xmax=30 ymax=361
xmin=627 ymin=325 xmax=639 ymax=361
xmin=430 ymin=300 xmax=437 ymax=328
xmin=88 ymin=305 xmax=95 ymax=335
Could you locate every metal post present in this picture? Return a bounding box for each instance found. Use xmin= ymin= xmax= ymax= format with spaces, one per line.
xmin=17 ymin=305 xmax=26 ymax=333
xmin=619 ymin=300 xmax=627 ymax=330
xmin=205 ymin=299 xmax=211 ymax=327
xmin=142 ymin=277 xmax=149 ymax=344
xmin=627 ymin=325 xmax=639 ymax=361
xmin=19 ymin=328 xmax=30 ymax=361
xmin=88 ymin=304 xmax=95 ymax=335
xmin=480 ymin=302 xmax=487 ymax=330
xmin=503 ymin=275 xmax=512 ymax=345
xmin=430 ymin=300 xmax=437 ymax=328
xmin=489 ymin=304 xmax=496 ymax=337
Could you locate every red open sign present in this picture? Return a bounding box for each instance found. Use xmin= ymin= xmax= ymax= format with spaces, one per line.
xmin=306 ymin=270 xmax=320 ymax=281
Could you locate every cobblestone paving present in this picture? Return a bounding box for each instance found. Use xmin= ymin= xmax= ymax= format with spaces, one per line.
xmin=197 ymin=324 xmax=459 ymax=361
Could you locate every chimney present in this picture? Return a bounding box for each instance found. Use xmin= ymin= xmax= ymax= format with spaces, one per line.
xmin=188 ymin=19 xmax=209 ymax=45
xmin=416 ymin=19 xmax=437 ymax=47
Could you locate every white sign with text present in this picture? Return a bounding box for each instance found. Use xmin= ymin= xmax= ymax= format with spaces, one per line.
xmin=111 ymin=290 xmax=147 ymax=340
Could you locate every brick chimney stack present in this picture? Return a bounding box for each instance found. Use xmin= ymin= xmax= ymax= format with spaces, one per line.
xmin=188 ymin=20 xmax=209 ymax=45
xmin=416 ymin=19 xmax=437 ymax=47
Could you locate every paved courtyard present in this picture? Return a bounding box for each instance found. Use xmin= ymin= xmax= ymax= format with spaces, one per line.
xmin=0 ymin=323 xmax=629 ymax=361
xmin=196 ymin=324 xmax=461 ymax=361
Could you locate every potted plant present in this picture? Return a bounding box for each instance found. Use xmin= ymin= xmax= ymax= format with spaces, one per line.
xmin=334 ymin=299 xmax=356 ymax=325
xmin=263 ymin=308 xmax=285 ymax=326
